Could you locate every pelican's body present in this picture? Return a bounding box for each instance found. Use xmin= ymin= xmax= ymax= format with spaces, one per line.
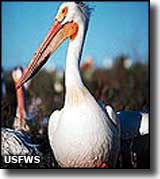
xmin=49 ymin=89 xmax=120 ymax=167
xmin=17 ymin=2 xmax=120 ymax=168
xmin=1 ymin=128 xmax=39 ymax=156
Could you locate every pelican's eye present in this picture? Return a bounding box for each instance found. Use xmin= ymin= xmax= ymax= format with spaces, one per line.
xmin=56 ymin=7 xmax=68 ymax=22
xmin=62 ymin=7 xmax=68 ymax=16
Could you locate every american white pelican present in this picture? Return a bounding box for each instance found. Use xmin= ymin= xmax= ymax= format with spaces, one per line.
xmin=16 ymin=2 xmax=120 ymax=168
xmin=12 ymin=67 xmax=30 ymax=132
xmin=1 ymin=67 xmax=40 ymax=157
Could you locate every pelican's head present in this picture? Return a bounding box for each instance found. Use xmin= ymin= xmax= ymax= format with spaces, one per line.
xmin=57 ymin=2 xmax=90 ymax=28
xmin=16 ymin=2 xmax=91 ymax=89
xmin=12 ymin=67 xmax=23 ymax=83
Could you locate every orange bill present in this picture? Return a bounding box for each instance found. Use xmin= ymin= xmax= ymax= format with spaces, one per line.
xmin=16 ymin=20 xmax=78 ymax=89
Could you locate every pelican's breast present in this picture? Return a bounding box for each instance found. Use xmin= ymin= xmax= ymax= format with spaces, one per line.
xmin=50 ymin=87 xmax=117 ymax=167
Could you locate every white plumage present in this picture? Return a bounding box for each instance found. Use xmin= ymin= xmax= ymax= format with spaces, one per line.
xmin=47 ymin=2 xmax=120 ymax=168
xmin=1 ymin=128 xmax=39 ymax=156
xmin=16 ymin=2 xmax=120 ymax=168
xmin=139 ymin=112 xmax=149 ymax=136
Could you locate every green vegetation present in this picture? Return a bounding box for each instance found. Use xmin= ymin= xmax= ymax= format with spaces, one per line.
xmin=2 ymin=55 xmax=148 ymax=129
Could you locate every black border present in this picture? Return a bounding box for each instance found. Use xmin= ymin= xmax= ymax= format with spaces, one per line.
xmin=1 ymin=0 xmax=152 ymax=172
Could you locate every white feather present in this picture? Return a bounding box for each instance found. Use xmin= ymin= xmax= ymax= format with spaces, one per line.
xmin=48 ymin=2 xmax=120 ymax=168
xmin=139 ymin=112 xmax=149 ymax=135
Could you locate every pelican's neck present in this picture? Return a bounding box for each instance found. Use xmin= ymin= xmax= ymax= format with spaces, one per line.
xmin=65 ymin=22 xmax=88 ymax=106
xmin=16 ymin=86 xmax=26 ymax=120
xmin=65 ymin=23 xmax=87 ymax=90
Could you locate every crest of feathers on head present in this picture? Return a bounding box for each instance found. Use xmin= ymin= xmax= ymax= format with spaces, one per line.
xmin=75 ymin=1 xmax=93 ymax=19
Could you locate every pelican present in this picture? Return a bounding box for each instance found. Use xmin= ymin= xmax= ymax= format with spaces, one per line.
xmin=12 ymin=67 xmax=30 ymax=132
xmin=16 ymin=2 xmax=120 ymax=168
xmin=1 ymin=67 xmax=40 ymax=157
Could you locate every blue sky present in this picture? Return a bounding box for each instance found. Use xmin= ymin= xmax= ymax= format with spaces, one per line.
xmin=2 ymin=1 xmax=148 ymax=70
